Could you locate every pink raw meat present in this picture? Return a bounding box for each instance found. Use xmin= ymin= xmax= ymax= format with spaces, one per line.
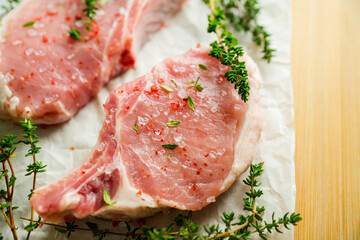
xmin=30 ymin=46 xmax=263 ymax=223
xmin=0 ymin=0 xmax=185 ymax=124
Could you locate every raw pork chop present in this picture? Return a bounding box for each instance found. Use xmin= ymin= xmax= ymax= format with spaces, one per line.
xmin=30 ymin=46 xmax=263 ymax=223
xmin=0 ymin=0 xmax=185 ymax=124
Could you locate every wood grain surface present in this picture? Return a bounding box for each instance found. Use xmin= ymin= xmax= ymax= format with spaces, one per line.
xmin=292 ymin=0 xmax=360 ymax=239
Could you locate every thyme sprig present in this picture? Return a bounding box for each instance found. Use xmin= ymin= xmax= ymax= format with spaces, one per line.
xmin=29 ymin=163 xmax=301 ymax=240
xmin=68 ymin=0 xmax=100 ymax=39
xmin=19 ymin=119 xmax=46 ymax=240
xmin=0 ymin=119 xmax=46 ymax=240
xmin=83 ymin=0 xmax=98 ymax=31
xmin=220 ymin=0 xmax=275 ymax=62
xmin=0 ymin=135 xmax=19 ymax=240
xmin=1 ymin=0 xmax=20 ymax=13
xmin=205 ymin=0 xmax=250 ymax=102
xmin=83 ymin=0 xmax=98 ymax=23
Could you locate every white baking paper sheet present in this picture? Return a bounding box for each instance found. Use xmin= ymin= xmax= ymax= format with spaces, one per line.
xmin=0 ymin=0 xmax=294 ymax=239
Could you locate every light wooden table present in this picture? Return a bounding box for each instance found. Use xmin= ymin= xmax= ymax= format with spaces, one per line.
xmin=292 ymin=0 xmax=360 ymax=239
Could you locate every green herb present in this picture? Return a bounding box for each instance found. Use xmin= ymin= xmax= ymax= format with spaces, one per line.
xmin=1 ymin=0 xmax=20 ymax=13
xmin=20 ymin=119 xmax=46 ymax=240
xmin=83 ymin=0 xmax=98 ymax=22
xmin=86 ymin=222 xmax=109 ymax=239
xmin=219 ymin=0 xmax=275 ymax=62
xmin=195 ymin=85 xmax=204 ymax=91
xmin=204 ymin=0 xmax=250 ymax=102
xmin=103 ymin=189 xmax=116 ymax=206
xmin=199 ymin=64 xmax=208 ymax=70
xmin=160 ymin=85 xmax=174 ymax=92
xmin=188 ymin=77 xmax=204 ymax=91
xmin=162 ymin=144 xmax=179 ymax=150
xmin=0 ymin=119 xmax=47 ymax=240
xmin=133 ymin=120 xmax=139 ymax=134
xmin=54 ymin=221 xmax=79 ymax=238
xmin=168 ymin=153 xmax=171 ymax=159
xmin=38 ymin=163 xmax=301 ymax=240
xmin=171 ymin=80 xmax=178 ymax=87
xmin=100 ymin=0 xmax=108 ymax=6
xmin=166 ymin=121 xmax=181 ymax=127
xmin=187 ymin=96 xmax=195 ymax=111
xmin=23 ymin=21 xmax=35 ymax=27
xmin=0 ymin=134 xmax=18 ymax=240
xmin=25 ymin=161 xmax=46 ymax=176
xmin=68 ymin=28 xmax=83 ymax=41
xmin=83 ymin=0 xmax=99 ymax=31
xmin=187 ymin=81 xmax=194 ymax=84
xmin=24 ymin=216 xmax=41 ymax=234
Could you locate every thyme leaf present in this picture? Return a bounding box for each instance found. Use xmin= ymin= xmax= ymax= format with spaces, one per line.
xmin=171 ymin=80 xmax=178 ymax=87
xmin=23 ymin=21 xmax=35 ymax=27
xmin=199 ymin=64 xmax=208 ymax=70
xmin=160 ymin=85 xmax=174 ymax=92
xmin=162 ymin=144 xmax=179 ymax=150
xmin=103 ymin=189 xmax=116 ymax=206
xmin=68 ymin=28 xmax=83 ymax=41
xmin=133 ymin=120 xmax=139 ymax=135
xmin=187 ymin=96 xmax=195 ymax=111
xmin=166 ymin=121 xmax=181 ymax=127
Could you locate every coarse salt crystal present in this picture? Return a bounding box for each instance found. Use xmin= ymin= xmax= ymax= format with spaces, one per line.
xmin=67 ymin=53 xmax=75 ymax=60
xmin=27 ymin=29 xmax=37 ymax=37
xmin=173 ymin=133 xmax=182 ymax=142
xmin=25 ymin=48 xmax=34 ymax=56
xmin=12 ymin=40 xmax=22 ymax=46
xmin=75 ymin=21 xmax=83 ymax=28
xmin=178 ymin=89 xmax=187 ymax=99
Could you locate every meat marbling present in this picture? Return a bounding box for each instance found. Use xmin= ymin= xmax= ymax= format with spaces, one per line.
xmin=30 ymin=46 xmax=263 ymax=223
xmin=0 ymin=0 xmax=185 ymax=124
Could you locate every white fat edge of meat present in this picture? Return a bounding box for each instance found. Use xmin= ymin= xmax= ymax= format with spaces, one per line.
xmin=106 ymin=162 xmax=157 ymax=208
xmin=0 ymin=73 xmax=19 ymax=118
xmin=0 ymin=74 xmax=9 ymax=114
xmin=94 ymin=159 xmax=158 ymax=218
xmin=54 ymin=101 xmax=72 ymax=118
xmin=219 ymin=55 xmax=263 ymax=192
xmin=58 ymin=192 xmax=82 ymax=213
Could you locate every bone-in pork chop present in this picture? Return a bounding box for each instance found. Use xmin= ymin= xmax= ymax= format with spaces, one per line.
xmin=30 ymin=46 xmax=263 ymax=223
xmin=0 ymin=0 xmax=185 ymax=124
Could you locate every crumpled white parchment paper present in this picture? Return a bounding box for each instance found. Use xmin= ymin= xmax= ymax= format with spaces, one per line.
xmin=0 ymin=0 xmax=294 ymax=239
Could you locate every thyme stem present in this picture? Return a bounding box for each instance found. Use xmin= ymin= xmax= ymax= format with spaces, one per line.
xmin=21 ymin=217 xmax=143 ymax=237
xmin=213 ymin=221 xmax=249 ymax=239
xmin=26 ymin=135 xmax=38 ymax=240
xmin=0 ymin=207 xmax=11 ymax=227
xmin=0 ymin=147 xmax=18 ymax=240
xmin=209 ymin=0 xmax=224 ymax=46
xmin=7 ymin=159 xmax=15 ymax=199
xmin=1 ymin=159 xmax=10 ymax=197
xmin=250 ymin=172 xmax=257 ymax=215
xmin=1 ymin=205 xmax=17 ymax=240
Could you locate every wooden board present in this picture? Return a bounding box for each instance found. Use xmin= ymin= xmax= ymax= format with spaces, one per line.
xmin=292 ymin=0 xmax=360 ymax=239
